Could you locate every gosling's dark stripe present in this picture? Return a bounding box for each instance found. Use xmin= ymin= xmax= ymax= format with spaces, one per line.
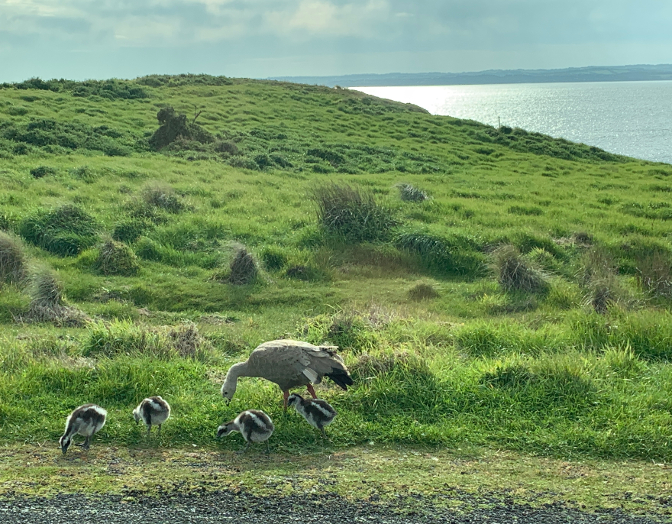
xmin=141 ymin=399 xmax=154 ymax=424
xmin=325 ymin=369 xmax=354 ymax=390
xmin=69 ymin=404 xmax=106 ymax=429
xmin=303 ymin=400 xmax=337 ymax=428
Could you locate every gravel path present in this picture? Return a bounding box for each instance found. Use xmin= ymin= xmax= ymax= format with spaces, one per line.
xmin=0 ymin=490 xmax=668 ymax=524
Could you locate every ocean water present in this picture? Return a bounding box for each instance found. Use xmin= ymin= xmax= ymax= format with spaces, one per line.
xmin=354 ymin=81 xmax=672 ymax=165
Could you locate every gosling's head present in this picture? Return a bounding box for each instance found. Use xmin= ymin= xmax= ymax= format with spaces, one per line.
xmin=59 ymin=434 xmax=72 ymax=454
xmin=216 ymin=421 xmax=236 ymax=438
xmin=287 ymin=393 xmax=303 ymax=409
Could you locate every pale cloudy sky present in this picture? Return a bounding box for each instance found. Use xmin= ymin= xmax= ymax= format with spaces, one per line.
xmin=0 ymin=0 xmax=670 ymax=82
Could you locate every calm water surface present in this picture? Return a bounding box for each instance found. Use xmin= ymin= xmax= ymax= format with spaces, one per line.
xmin=354 ymin=81 xmax=672 ymax=165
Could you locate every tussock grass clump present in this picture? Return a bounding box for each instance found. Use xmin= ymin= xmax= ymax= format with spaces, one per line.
xmin=260 ymin=246 xmax=288 ymax=271
xmin=349 ymin=350 xmax=429 ymax=381
xmin=82 ymin=320 xmax=169 ymax=359
xmin=396 ymin=183 xmax=429 ymax=202
xmin=94 ymin=239 xmax=140 ymax=276
xmin=408 ymin=282 xmax=439 ymax=301
xmin=142 ymin=183 xmax=186 ymax=214
xmin=300 ymin=311 xmax=378 ymax=353
xmin=395 ymin=231 xmax=484 ymax=277
xmin=168 ymin=321 xmax=209 ymax=359
xmin=228 ymin=248 xmax=258 ymax=285
xmin=19 ymin=204 xmax=99 ymax=257
xmin=492 ymin=244 xmax=549 ymax=293
xmin=312 ymin=183 xmax=397 ymax=242
xmin=578 ymin=248 xmax=626 ymax=314
xmin=636 ymin=250 xmax=672 ymax=299
xmin=20 ymin=267 xmax=89 ymax=327
xmin=112 ymin=219 xmax=153 ymax=243
xmin=0 ymin=231 xmax=27 ymax=285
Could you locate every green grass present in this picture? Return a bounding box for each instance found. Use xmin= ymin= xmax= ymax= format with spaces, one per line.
xmin=1 ymin=74 xmax=672 ymax=475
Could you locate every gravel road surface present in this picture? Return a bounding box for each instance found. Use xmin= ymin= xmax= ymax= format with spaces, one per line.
xmin=1 ymin=490 xmax=668 ymax=524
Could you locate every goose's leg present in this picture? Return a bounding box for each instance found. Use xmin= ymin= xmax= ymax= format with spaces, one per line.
xmin=147 ymin=425 xmax=151 ymax=437
xmin=283 ymin=390 xmax=290 ymax=411
xmin=82 ymin=436 xmax=90 ymax=450
xmin=265 ymin=440 xmax=270 ymax=454
xmin=157 ymin=425 xmax=161 ymax=437
xmin=306 ymin=383 xmax=317 ymax=399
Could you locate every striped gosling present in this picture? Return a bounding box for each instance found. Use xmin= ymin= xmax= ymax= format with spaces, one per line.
xmin=133 ymin=396 xmax=171 ymax=437
xmin=59 ymin=404 xmax=107 ymax=454
xmin=217 ymin=409 xmax=274 ymax=453
xmin=287 ymin=393 xmax=337 ymax=438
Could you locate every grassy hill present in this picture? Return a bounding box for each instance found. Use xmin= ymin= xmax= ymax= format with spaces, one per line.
xmin=1 ymin=74 xmax=672 ymax=463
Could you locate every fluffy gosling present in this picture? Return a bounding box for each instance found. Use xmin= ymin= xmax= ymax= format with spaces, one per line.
xmin=133 ymin=396 xmax=171 ymax=437
xmin=287 ymin=393 xmax=337 ymax=438
xmin=59 ymin=404 xmax=107 ymax=454
xmin=217 ymin=409 xmax=274 ymax=453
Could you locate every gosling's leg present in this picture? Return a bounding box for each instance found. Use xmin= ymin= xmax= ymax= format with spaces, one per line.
xmin=146 ymin=425 xmax=152 ymax=438
xmin=283 ymin=390 xmax=290 ymax=411
xmin=265 ymin=440 xmax=270 ymax=454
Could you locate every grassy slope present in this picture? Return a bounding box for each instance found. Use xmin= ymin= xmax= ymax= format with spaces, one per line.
xmin=1 ymin=76 xmax=672 ymax=509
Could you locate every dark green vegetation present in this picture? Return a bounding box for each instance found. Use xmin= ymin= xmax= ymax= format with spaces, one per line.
xmin=1 ymin=75 xmax=672 ymax=463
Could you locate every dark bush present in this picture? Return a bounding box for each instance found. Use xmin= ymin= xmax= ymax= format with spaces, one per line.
xmin=213 ymin=140 xmax=239 ymax=155
xmin=312 ymin=183 xmax=398 ymax=243
xmin=228 ymin=248 xmax=258 ymax=285
xmin=149 ymin=107 xmax=213 ymax=150
xmin=30 ymin=166 xmax=57 ymax=179
xmin=19 ymin=204 xmax=99 ymax=256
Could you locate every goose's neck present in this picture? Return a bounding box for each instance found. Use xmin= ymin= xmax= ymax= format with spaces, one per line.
xmin=227 ymin=361 xmax=250 ymax=380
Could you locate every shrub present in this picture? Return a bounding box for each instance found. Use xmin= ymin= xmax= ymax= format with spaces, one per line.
xmin=149 ymin=106 xmax=213 ymax=150
xmin=142 ymin=184 xmax=186 ymax=213
xmin=0 ymin=231 xmax=27 ymax=285
xmin=30 ymin=166 xmax=57 ymax=179
xmin=19 ymin=204 xmax=99 ymax=256
xmin=396 ymin=183 xmax=429 ymax=202
xmin=213 ymin=140 xmax=239 ymax=155
xmin=492 ymin=244 xmax=548 ymax=293
xmin=312 ymin=183 xmax=398 ymax=242
xmin=228 ymin=248 xmax=258 ymax=285
xmin=94 ymin=239 xmax=140 ymax=276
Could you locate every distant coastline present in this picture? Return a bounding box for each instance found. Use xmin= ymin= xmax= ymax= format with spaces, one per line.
xmin=270 ymin=64 xmax=672 ymax=87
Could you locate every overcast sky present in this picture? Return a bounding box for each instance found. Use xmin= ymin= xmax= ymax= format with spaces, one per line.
xmin=0 ymin=0 xmax=670 ymax=82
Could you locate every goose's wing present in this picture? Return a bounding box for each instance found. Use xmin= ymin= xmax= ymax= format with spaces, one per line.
xmin=248 ymin=339 xmax=345 ymax=383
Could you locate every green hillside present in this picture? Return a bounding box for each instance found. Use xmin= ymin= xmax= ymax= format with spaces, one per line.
xmin=1 ymin=74 xmax=671 ymax=461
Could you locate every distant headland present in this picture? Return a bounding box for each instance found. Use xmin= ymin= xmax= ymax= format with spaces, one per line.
xmin=270 ymin=64 xmax=672 ymax=87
